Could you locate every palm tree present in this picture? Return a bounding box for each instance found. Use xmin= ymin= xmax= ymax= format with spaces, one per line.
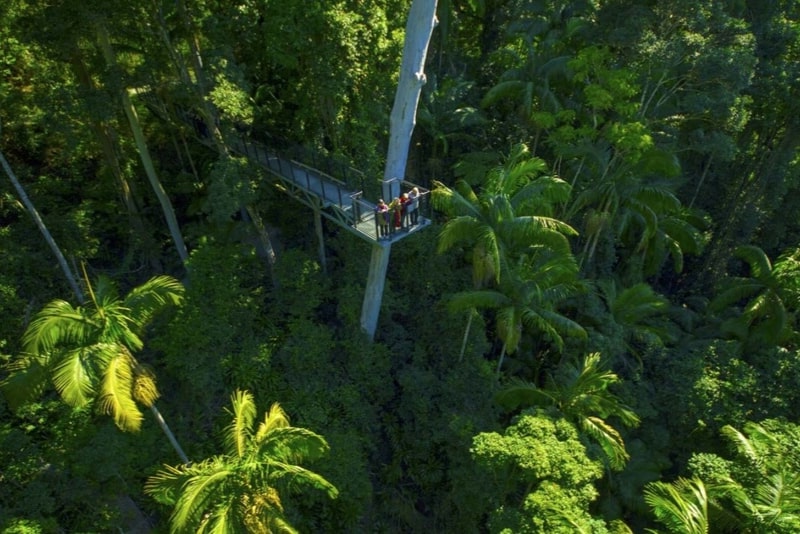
xmin=644 ymin=477 xmax=711 ymax=534
xmin=496 ymin=352 xmax=640 ymax=469
xmin=709 ymin=245 xmax=797 ymax=351
xmin=432 ymin=143 xmax=576 ymax=360
xmin=145 ymin=390 xmax=338 ymax=533
xmin=449 ymin=249 xmax=586 ymax=376
xmin=1 ymin=273 xmax=188 ymax=463
xmin=597 ymin=280 xmax=675 ymax=369
xmin=565 ymin=141 xmax=686 ymax=276
xmin=714 ymin=422 xmax=800 ymax=532
xmin=646 ymin=421 xmax=800 ymax=533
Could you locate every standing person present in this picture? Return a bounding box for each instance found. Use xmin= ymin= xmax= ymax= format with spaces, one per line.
xmin=400 ymin=193 xmax=411 ymax=228
xmin=375 ymin=199 xmax=390 ymax=238
xmin=408 ymin=187 xmax=420 ymax=225
xmin=389 ymin=197 xmax=402 ymax=231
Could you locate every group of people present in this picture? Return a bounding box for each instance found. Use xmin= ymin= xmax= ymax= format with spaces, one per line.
xmin=375 ymin=187 xmax=420 ymax=239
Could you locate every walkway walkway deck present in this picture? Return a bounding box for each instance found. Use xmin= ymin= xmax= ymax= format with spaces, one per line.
xmin=227 ymin=131 xmax=431 ymax=247
xmin=139 ymin=90 xmax=431 ymax=247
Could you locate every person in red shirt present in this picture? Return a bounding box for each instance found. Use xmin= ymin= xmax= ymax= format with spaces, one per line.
xmin=400 ymin=193 xmax=411 ymax=229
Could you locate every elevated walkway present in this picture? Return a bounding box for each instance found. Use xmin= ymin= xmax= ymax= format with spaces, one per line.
xmin=138 ymin=88 xmax=432 ymax=247
xmin=224 ymin=131 xmax=431 ymax=247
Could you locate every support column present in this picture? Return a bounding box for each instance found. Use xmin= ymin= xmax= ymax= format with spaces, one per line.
xmin=314 ymin=205 xmax=327 ymax=275
xmin=360 ymin=244 xmax=391 ymax=340
xmin=360 ymin=0 xmax=437 ymax=341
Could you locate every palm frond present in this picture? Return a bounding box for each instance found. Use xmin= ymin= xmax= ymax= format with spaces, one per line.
xmin=644 ymin=477 xmax=710 ymax=534
xmin=582 ymin=415 xmax=630 ymax=469
xmin=709 ymin=282 xmax=764 ymax=313
xmin=632 ymin=186 xmax=681 ymax=214
xmin=511 ymin=175 xmax=572 ymax=214
xmin=496 ymin=306 xmax=523 ymax=354
xmin=263 ymin=461 xmax=339 ymax=499
xmin=495 ymin=379 xmax=557 ymax=411
xmin=172 ymin=468 xmax=234 ymax=533
xmin=144 ymin=463 xmax=188 ymax=505
xmin=124 ymin=275 xmax=184 ymax=329
xmin=200 ymin=493 xmax=241 ymax=534
xmin=436 ymin=216 xmax=481 ymax=253
xmin=22 ymin=300 xmax=98 ymax=355
xmin=258 ymin=426 xmax=331 ymax=465
xmin=225 ymin=390 xmax=257 ymax=458
xmin=481 ymin=80 xmax=526 ymax=108
xmin=132 ymin=363 xmax=160 ymax=407
xmin=734 ymin=245 xmax=773 ymax=280
xmin=610 ymin=283 xmax=669 ymax=325
xmin=256 ymin=402 xmax=291 ymax=440
xmin=721 ymin=425 xmax=763 ymax=471
xmin=99 ymin=350 xmax=143 ymax=432
xmin=753 ymin=472 xmax=800 ymax=526
xmin=51 ymin=347 xmax=97 ymax=408
xmin=535 ymin=308 xmax=588 ymax=342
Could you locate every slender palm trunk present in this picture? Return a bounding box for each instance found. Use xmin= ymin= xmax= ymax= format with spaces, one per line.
xmin=496 ymin=343 xmax=508 ymax=378
xmin=1 ymin=150 xmax=85 ymax=303
xmin=458 ymin=310 xmax=475 ymax=362
xmin=149 ymin=404 xmax=190 ymax=465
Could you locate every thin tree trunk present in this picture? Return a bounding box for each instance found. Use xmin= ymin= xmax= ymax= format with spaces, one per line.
xmin=97 ymin=25 xmax=189 ymax=264
xmin=69 ymin=50 xmax=162 ymax=272
xmin=244 ymin=205 xmax=277 ymax=285
xmin=0 ymin=150 xmax=85 ymax=304
xmin=149 ymin=404 xmax=190 ymax=465
xmin=496 ymin=343 xmax=508 ymax=378
xmin=162 ymin=4 xmax=281 ymax=277
xmin=313 ymin=205 xmax=327 ymax=275
xmin=458 ymin=310 xmax=474 ymax=362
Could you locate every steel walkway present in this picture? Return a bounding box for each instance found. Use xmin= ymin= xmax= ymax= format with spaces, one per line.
xmin=226 ymin=132 xmax=431 ymax=246
xmin=138 ymin=89 xmax=430 ymax=246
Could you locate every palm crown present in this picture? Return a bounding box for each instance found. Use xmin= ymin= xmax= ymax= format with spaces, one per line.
xmin=2 ymin=274 xmax=184 ymax=432
xmin=146 ymin=389 xmax=338 ymax=533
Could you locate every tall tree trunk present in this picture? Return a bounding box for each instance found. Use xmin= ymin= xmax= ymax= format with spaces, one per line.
xmin=496 ymin=343 xmax=508 ymax=378
xmin=149 ymin=404 xmax=190 ymax=465
xmin=96 ymin=24 xmax=189 ymax=264
xmin=69 ymin=50 xmax=162 ymax=272
xmin=0 ymin=150 xmax=85 ymax=304
xmin=458 ymin=310 xmax=475 ymax=362
xmin=361 ymin=0 xmax=438 ymax=340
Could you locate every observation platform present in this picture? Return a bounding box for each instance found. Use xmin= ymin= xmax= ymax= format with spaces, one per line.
xmin=138 ymin=86 xmax=433 ymax=248
xmin=225 ymin=132 xmax=432 ymax=247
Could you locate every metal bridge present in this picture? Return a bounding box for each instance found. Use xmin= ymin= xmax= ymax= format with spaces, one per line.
xmin=140 ymin=89 xmax=432 ymax=247
xmin=224 ymin=131 xmax=431 ymax=247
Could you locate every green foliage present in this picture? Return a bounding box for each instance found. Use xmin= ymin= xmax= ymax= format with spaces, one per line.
xmin=4 ymin=0 xmax=800 ymax=531
xmin=709 ymin=245 xmax=796 ymax=351
xmin=497 ymin=352 xmax=640 ymax=470
xmin=0 ymin=398 xmax=162 ymax=533
xmin=152 ymin=237 xmax=266 ymax=443
xmin=203 ymin=157 xmax=260 ymax=224
xmin=644 ymin=477 xmax=711 ymax=534
xmin=471 ymin=410 xmax=610 ymax=533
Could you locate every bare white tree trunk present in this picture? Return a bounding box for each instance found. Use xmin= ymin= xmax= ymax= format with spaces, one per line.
xmin=361 ymin=0 xmax=438 ymax=339
xmin=149 ymin=404 xmax=190 ymax=465
xmin=0 ymin=149 xmax=85 ymax=304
